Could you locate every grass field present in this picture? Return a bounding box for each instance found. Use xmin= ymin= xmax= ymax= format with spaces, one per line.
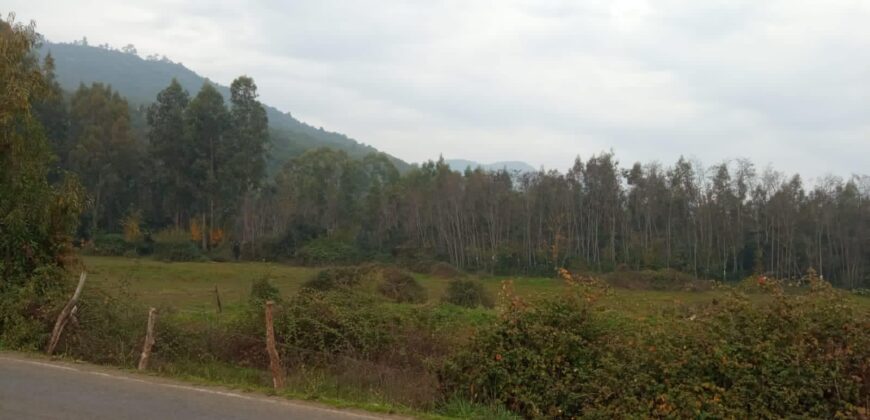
xmin=81 ymin=256 xmax=870 ymax=317
xmin=82 ymin=256 xmax=569 ymax=309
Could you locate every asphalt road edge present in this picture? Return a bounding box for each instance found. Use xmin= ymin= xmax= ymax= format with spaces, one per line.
xmin=0 ymin=352 xmax=401 ymax=420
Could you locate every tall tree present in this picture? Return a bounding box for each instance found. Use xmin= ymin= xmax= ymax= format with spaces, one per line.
xmin=227 ymin=76 xmax=269 ymax=247
xmin=227 ymin=76 xmax=268 ymax=192
xmin=68 ymin=83 xmax=138 ymax=233
xmin=147 ymin=78 xmax=190 ymax=227
xmin=32 ymin=53 xmax=70 ymax=175
xmin=185 ymin=83 xmax=230 ymax=249
xmin=0 ymin=15 xmax=83 ymax=343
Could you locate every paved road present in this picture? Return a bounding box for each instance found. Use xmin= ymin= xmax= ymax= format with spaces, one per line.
xmin=0 ymin=354 xmax=391 ymax=420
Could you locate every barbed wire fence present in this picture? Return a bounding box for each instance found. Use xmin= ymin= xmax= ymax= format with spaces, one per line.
xmin=125 ymin=298 xmax=442 ymax=408
xmin=46 ymin=275 xmax=444 ymax=409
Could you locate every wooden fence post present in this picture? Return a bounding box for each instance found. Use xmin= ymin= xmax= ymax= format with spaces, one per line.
xmin=47 ymin=272 xmax=87 ymax=355
xmin=214 ymin=286 xmax=222 ymax=314
xmin=265 ymin=300 xmax=284 ymax=389
xmin=137 ymin=307 xmax=158 ymax=371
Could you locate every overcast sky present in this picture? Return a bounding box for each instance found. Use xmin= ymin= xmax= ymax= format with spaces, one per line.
xmin=6 ymin=1 xmax=870 ymax=179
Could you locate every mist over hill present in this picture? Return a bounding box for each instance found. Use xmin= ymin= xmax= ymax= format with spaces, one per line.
xmin=37 ymin=41 xmax=408 ymax=171
xmin=445 ymin=159 xmax=536 ymax=173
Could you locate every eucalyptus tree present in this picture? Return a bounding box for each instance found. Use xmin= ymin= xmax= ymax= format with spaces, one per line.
xmin=185 ymin=83 xmax=230 ymax=249
xmin=68 ymin=83 xmax=138 ymax=232
xmin=147 ymin=78 xmax=191 ymax=227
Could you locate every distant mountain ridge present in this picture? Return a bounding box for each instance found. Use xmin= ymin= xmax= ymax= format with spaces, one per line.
xmin=445 ymin=159 xmax=536 ymax=173
xmin=37 ymin=42 xmax=408 ymax=171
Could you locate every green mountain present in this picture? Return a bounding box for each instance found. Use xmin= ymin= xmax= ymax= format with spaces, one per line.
xmin=37 ymin=42 xmax=408 ymax=171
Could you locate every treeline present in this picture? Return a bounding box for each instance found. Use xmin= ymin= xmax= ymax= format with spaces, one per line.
xmin=31 ymin=43 xmax=869 ymax=289
xmin=248 ymin=151 xmax=869 ymax=288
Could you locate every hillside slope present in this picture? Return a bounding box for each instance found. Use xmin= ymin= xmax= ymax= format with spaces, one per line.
xmin=38 ymin=42 xmax=408 ymax=171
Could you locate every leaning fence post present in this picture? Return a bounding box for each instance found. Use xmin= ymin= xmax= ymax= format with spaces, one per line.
xmin=265 ymin=300 xmax=285 ymax=389
xmin=214 ymin=286 xmax=222 ymax=314
xmin=137 ymin=307 xmax=158 ymax=371
xmin=47 ymin=272 xmax=87 ymax=355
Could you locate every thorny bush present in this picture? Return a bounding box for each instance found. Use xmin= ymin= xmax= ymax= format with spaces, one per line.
xmin=441 ymin=270 xmax=870 ymax=418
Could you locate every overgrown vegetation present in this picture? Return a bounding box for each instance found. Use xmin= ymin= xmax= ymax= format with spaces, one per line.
xmin=301 ymin=267 xmax=364 ymax=291
xmin=295 ymin=237 xmax=364 ymax=265
xmin=443 ymin=279 xmax=494 ymax=308
xmin=441 ymin=272 xmax=870 ymax=418
xmin=602 ymin=267 xmax=712 ymax=291
xmin=0 ymin=15 xmax=83 ymax=349
xmin=9 ymin=258 xmax=869 ymax=418
xmin=377 ymin=268 xmax=427 ymax=303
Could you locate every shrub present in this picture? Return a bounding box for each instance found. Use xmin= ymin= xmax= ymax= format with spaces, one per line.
xmin=152 ymin=228 xmax=190 ymax=244
xmin=0 ymin=266 xmax=71 ymax=349
xmin=398 ymin=257 xmax=436 ymax=274
xmin=121 ymin=211 xmax=143 ymax=243
xmin=278 ymin=289 xmax=396 ymax=360
xmin=237 ymin=235 xmax=281 ymax=261
xmin=205 ymin=240 xmax=235 ymax=262
xmin=135 ymin=236 xmax=154 ymax=256
xmin=152 ymin=228 xmax=204 ymax=262
xmin=273 ymin=289 xmax=453 ymax=407
xmin=441 ymin=276 xmax=870 ymax=418
xmin=295 ymin=237 xmax=362 ymax=265
xmin=251 ymin=222 xmax=324 ymax=260
xmin=377 ymin=268 xmax=427 ymax=303
xmin=301 ymin=267 xmax=363 ymax=291
xmin=430 ymin=262 xmax=461 ymax=278
xmin=440 ymin=286 xmax=603 ymax=418
xmin=58 ymin=287 xmax=145 ymax=366
xmin=88 ymin=233 xmax=132 ymax=256
xmin=443 ymin=279 xmax=493 ymax=308
xmin=250 ymin=277 xmax=281 ymax=304
xmin=153 ymin=241 xmax=205 ymax=262
xmin=603 ymin=268 xmax=711 ymax=291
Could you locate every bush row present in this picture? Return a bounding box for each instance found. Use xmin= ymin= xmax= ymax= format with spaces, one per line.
xmin=603 ymin=267 xmax=713 ymax=291
xmin=81 ymin=232 xmax=206 ymax=262
xmin=440 ymin=276 xmax=870 ymax=418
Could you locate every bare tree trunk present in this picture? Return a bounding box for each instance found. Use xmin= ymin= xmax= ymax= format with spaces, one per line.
xmin=47 ymin=272 xmax=87 ymax=356
xmin=137 ymin=308 xmax=158 ymax=371
xmin=265 ymin=301 xmax=284 ymax=389
xmin=201 ymin=212 xmax=207 ymax=251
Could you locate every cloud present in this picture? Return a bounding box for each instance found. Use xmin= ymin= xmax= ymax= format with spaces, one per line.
xmin=4 ymin=0 xmax=869 ymax=179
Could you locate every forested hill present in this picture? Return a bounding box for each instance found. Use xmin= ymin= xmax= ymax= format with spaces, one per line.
xmin=38 ymin=41 xmax=408 ymax=171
